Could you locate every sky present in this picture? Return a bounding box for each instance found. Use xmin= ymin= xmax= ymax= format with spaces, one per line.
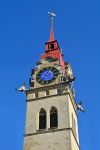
xmin=0 ymin=0 xmax=100 ymax=150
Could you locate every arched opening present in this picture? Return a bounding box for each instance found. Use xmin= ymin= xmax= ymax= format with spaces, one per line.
xmin=74 ymin=119 xmax=76 ymax=136
xmin=50 ymin=107 xmax=58 ymax=128
xmin=39 ymin=108 xmax=46 ymax=130
xmin=72 ymin=113 xmax=74 ymax=129
xmin=72 ymin=113 xmax=77 ymax=137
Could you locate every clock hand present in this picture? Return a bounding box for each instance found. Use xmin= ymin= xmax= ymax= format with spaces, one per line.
xmin=43 ymin=70 xmax=51 ymax=79
xmin=43 ymin=67 xmax=53 ymax=79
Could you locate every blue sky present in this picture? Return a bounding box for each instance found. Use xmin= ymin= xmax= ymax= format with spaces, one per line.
xmin=0 ymin=0 xmax=100 ymax=150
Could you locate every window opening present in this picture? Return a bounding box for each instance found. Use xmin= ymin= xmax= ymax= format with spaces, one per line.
xmin=35 ymin=92 xmax=38 ymax=98
xmin=57 ymin=88 xmax=62 ymax=94
xmin=46 ymin=90 xmax=49 ymax=96
xmin=50 ymin=107 xmax=58 ymax=128
xmin=74 ymin=119 xmax=76 ymax=137
xmin=48 ymin=44 xmax=54 ymax=50
xmin=39 ymin=108 xmax=46 ymax=130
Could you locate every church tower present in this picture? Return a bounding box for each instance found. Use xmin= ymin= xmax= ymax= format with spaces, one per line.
xmin=23 ymin=13 xmax=80 ymax=150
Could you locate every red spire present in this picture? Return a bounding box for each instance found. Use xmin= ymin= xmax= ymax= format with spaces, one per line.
xmin=41 ymin=12 xmax=66 ymax=75
xmin=49 ymin=18 xmax=55 ymax=41
xmin=48 ymin=12 xmax=56 ymax=42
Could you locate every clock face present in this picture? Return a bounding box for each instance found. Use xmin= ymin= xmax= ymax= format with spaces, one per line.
xmin=36 ymin=67 xmax=59 ymax=85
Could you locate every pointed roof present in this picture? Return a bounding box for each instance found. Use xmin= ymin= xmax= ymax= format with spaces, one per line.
xmin=49 ymin=18 xmax=55 ymax=41
xmin=48 ymin=12 xmax=56 ymax=42
xmin=41 ymin=12 xmax=66 ymax=75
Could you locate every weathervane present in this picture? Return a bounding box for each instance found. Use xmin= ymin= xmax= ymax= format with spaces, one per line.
xmin=48 ymin=11 xmax=56 ymax=21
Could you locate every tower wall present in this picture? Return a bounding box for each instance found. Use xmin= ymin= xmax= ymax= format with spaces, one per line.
xmin=70 ymin=131 xmax=80 ymax=150
xmin=24 ymin=130 xmax=71 ymax=150
xmin=24 ymin=91 xmax=80 ymax=150
xmin=25 ymin=94 xmax=69 ymax=134
xmin=24 ymin=93 xmax=72 ymax=150
xmin=67 ymin=95 xmax=79 ymax=143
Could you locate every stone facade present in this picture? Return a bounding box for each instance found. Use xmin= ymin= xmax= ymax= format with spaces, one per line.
xmin=23 ymin=85 xmax=80 ymax=150
xmin=24 ymin=130 xmax=71 ymax=150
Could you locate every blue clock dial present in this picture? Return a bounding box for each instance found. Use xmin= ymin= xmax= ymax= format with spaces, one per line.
xmin=36 ymin=67 xmax=59 ymax=85
xmin=41 ymin=70 xmax=54 ymax=81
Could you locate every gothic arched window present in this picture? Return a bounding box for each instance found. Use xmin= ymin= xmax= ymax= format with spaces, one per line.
xmin=50 ymin=107 xmax=58 ymax=128
xmin=72 ymin=113 xmax=77 ymax=137
xmin=39 ymin=108 xmax=46 ymax=130
xmin=74 ymin=119 xmax=76 ymax=136
xmin=72 ymin=113 xmax=74 ymax=129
